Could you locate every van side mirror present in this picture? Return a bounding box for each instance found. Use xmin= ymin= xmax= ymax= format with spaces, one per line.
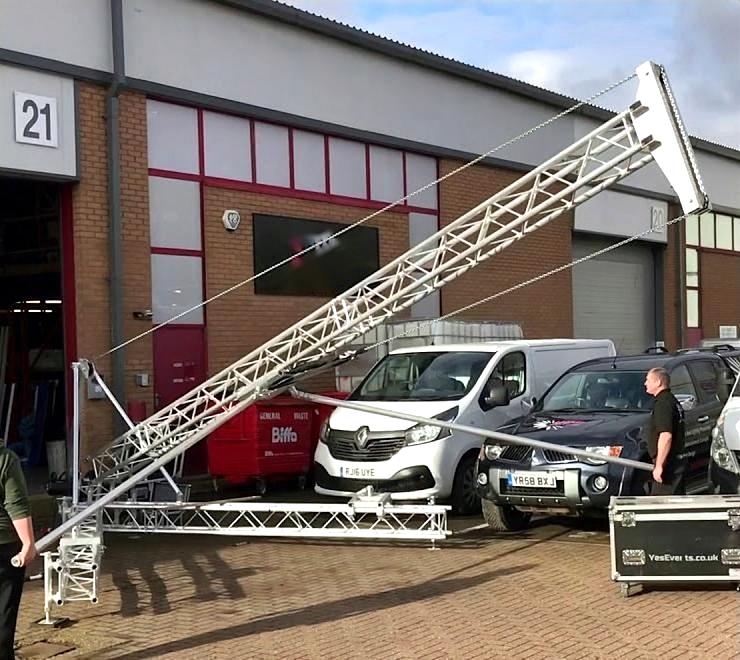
xmin=675 ymin=393 xmax=696 ymax=411
xmin=482 ymin=381 xmax=510 ymax=410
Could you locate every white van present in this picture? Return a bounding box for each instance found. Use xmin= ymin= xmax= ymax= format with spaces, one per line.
xmin=313 ymin=339 xmax=616 ymax=513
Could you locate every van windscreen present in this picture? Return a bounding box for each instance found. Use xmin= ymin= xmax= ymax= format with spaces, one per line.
xmin=351 ymin=352 xmax=492 ymax=401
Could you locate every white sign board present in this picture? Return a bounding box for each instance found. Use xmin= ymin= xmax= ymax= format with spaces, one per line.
xmin=14 ymin=92 xmax=58 ymax=147
xmin=719 ymin=325 xmax=738 ymax=339
xmin=0 ymin=64 xmax=76 ymax=178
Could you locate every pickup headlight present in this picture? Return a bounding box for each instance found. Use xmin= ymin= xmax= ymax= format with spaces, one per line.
xmin=404 ymin=407 xmax=458 ymax=446
xmin=711 ymin=415 xmax=740 ymax=475
xmin=583 ymin=445 xmax=623 ymax=465
xmin=482 ymin=444 xmax=505 ymax=461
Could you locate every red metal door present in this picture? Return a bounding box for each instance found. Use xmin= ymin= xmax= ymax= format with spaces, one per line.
xmin=153 ymin=326 xmax=207 ymax=475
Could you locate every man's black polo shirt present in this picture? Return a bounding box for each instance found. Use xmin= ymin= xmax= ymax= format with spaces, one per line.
xmin=648 ymin=388 xmax=685 ymax=472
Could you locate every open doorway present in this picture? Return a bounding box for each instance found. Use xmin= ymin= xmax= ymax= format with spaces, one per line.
xmin=0 ymin=177 xmax=67 ymax=489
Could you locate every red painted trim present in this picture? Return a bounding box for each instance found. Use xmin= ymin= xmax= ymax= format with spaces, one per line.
xmin=402 ymin=151 xmax=408 ymax=199
xmin=197 ymin=109 xmax=205 ymax=178
xmin=151 ymin=246 xmax=203 ymax=257
xmin=324 ymin=135 xmax=331 ymax=194
xmin=148 ymin=168 xmax=200 ymax=182
xmin=157 ymin=323 xmax=205 ymax=330
xmin=365 ymin=144 xmax=371 ymax=200
xmin=288 ymin=127 xmax=295 ymax=189
xmin=60 ymin=184 xmax=77 ymax=432
xmin=197 ymin=108 xmax=209 ymax=371
xmin=202 ymin=175 xmax=435 ymax=214
xmin=695 ymin=246 xmax=740 ymax=258
xmin=250 ymin=119 xmax=257 ymax=183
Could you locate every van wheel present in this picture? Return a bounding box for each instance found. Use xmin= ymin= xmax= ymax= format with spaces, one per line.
xmin=481 ymin=499 xmax=531 ymax=531
xmin=451 ymin=454 xmax=481 ymax=515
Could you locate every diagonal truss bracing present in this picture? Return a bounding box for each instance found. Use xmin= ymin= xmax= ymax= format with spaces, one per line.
xmin=89 ymin=110 xmax=651 ymax=487
xmin=101 ymin=501 xmax=449 ymax=541
xmin=36 ymin=62 xmax=707 ymax=554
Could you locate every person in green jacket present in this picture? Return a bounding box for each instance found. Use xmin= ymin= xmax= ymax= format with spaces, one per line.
xmin=0 ymin=447 xmax=36 ymax=659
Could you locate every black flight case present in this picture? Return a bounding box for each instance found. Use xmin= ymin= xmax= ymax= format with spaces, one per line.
xmin=609 ymin=494 xmax=740 ymax=597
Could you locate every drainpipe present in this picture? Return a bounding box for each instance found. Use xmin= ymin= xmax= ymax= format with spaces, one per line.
xmin=108 ymin=0 xmax=126 ymax=433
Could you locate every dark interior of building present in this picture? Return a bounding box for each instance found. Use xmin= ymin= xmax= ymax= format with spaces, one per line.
xmin=0 ymin=177 xmax=66 ymax=478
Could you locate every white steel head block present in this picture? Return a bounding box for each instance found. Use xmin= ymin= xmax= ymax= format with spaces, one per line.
xmin=632 ymin=61 xmax=709 ymax=216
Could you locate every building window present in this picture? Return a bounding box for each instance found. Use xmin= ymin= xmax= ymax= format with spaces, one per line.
xmin=147 ymin=100 xmax=199 ymax=174
xmin=699 ymin=212 xmax=715 ymax=248
xmin=150 ymin=254 xmax=204 ymax=324
xmin=405 ymin=153 xmax=438 ymax=209
xmin=685 ymin=247 xmax=699 ymax=328
xmin=716 ymin=214 xmax=733 ymax=251
xmin=252 ymin=214 xmax=379 ymax=297
xmin=369 ymin=146 xmax=404 ymax=202
xmin=254 ymin=122 xmax=290 ymax=187
xmin=148 ymin=177 xmax=202 ymax=250
xmin=685 ymin=215 xmax=699 ymax=246
xmin=685 ymin=248 xmax=699 ymax=287
xmin=293 ymin=130 xmax=326 ymax=193
xmin=328 ymin=138 xmax=366 ymax=198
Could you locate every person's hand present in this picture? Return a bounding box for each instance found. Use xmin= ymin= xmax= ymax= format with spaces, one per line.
xmin=652 ymin=465 xmax=663 ymax=484
xmin=12 ymin=543 xmax=37 ymax=568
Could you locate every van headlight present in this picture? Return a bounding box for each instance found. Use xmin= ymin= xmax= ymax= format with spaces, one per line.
xmin=583 ymin=445 xmax=623 ymax=465
xmin=711 ymin=417 xmax=740 ymax=475
xmin=319 ymin=419 xmax=331 ymax=444
xmin=404 ymin=407 xmax=458 ymax=446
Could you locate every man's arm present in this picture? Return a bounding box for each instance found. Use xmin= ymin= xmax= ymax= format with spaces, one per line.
xmin=3 ymin=453 xmax=36 ymax=566
xmin=653 ymin=431 xmax=672 ymax=483
xmin=11 ymin=517 xmax=36 ymax=567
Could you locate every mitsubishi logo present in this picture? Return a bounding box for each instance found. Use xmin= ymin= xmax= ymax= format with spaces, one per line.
xmin=354 ymin=426 xmax=370 ymax=449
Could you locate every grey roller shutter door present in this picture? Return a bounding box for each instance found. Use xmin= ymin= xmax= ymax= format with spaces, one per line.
xmin=572 ymin=236 xmax=655 ymax=355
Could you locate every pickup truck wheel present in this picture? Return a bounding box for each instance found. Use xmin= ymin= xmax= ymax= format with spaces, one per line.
xmin=481 ymin=499 xmax=531 ymax=531
xmin=451 ymin=455 xmax=481 ymax=515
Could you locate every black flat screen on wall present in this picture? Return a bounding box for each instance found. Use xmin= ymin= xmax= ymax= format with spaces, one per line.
xmin=252 ymin=214 xmax=380 ymax=297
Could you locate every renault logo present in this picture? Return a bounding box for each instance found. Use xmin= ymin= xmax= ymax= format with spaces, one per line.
xmin=354 ymin=426 xmax=370 ymax=449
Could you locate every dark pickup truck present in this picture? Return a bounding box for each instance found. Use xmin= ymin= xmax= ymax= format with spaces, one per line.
xmin=475 ymin=350 xmax=736 ymax=531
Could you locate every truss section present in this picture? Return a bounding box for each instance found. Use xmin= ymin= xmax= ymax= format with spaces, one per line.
xmin=37 ymin=61 xmax=708 ymax=556
xmin=101 ymin=495 xmax=449 ymax=542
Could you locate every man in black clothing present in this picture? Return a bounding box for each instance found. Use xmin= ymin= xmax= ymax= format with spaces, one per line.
xmin=644 ymin=367 xmax=686 ymax=495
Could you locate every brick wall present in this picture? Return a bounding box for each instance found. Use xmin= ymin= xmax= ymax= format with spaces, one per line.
xmin=72 ymin=82 xmax=113 ymax=460
xmin=71 ymin=86 xmax=152 ymax=461
xmin=119 ymin=92 xmax=154 ymax=418
xmin=203 ymin=188 xmax=409 ymax=390
xmin=437 ymin=158 xmax=574 ymax=337
xmin=662 ymin=204 xmax=683 ymax=350
xmin=701 ymin=250 xmax=740 ymax=336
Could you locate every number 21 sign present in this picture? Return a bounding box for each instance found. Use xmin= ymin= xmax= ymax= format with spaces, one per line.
xmin=14 ymin=91 xmax=58 ymax=148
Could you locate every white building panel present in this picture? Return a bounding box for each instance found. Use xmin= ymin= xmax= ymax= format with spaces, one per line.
xmin=293 ymin=130 xmax=325 ymax=193
xmin=204 ymin=111 xmax=252 ymax=181
xmin=575 ymin=189 xmax=668 ymax=244
xmin=254 ymin=121 xmax=290 ymax=187
xmin=147 ymin=100 xmax=199 ymax=174
xmin=0 ymin=64 xmax=76 ymax=177
xmin=0 ymin=0 xmax=112 ymax=72
xmin=123 ymin=0 xmax=572 ymax=170
xmin=328 ymin=137 xmax=366 ymax=198
xmin=369 ymin=146 xmax=403 ymax=202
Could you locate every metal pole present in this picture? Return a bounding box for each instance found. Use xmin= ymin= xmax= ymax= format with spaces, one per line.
xmin=289 ymin=388 xmax=654 ymax=472
xmin=72 ymin=363 xmax=81 ymax=507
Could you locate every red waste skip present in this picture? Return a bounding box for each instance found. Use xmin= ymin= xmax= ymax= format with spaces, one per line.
xmin=207 ymin=396 xmax=317 ymax=492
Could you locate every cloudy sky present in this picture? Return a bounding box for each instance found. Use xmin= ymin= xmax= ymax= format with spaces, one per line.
xmin=283 ymin=0 xmax=740 ymax=148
